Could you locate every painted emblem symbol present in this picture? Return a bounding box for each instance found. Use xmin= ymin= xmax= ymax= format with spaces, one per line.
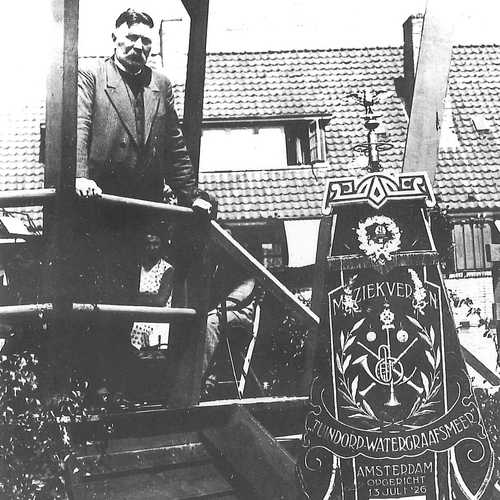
xmin=356 ymin=216 xmax=401 ymax=265
xmin=335 ymin=282 xmax=442 ymax=429
xmin=355 ymin=303 xmax=422 ymax=409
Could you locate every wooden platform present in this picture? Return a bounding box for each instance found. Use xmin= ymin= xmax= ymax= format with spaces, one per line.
xmin=70 ymin=398 xmax=306 ymax=500
xmin=75 ymin=437 xmax=240 ymax=499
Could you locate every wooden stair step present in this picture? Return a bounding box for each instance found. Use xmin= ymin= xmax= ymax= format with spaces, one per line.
xmin=74 ymin=462 xmax=237 ymax=500
xmin=80 ymin=432 xmax=199 ymax=455
xmin=77 ymin=441 xmax=209 ymax=481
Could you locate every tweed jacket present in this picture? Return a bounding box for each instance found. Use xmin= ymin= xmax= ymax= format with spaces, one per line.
xmin=77 ymin=57 xmax=197 ymax=205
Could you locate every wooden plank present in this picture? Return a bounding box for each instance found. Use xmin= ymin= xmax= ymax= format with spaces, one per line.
xmin=182 ymin=0 xmax=209 ymax=177
xmin=99 ymin=193 xmax=193 ymax=217
xmin=43 ymin=0 xmax=79 ymax=395
xmin=0 ymin=188 xmax=56 ymax=207
xmin=299 ymin=215 xmax=333 ymax=393
xmin=78 ymin=396 xmax=306 ymax=423
xmin=203 ymin=406 xmax=301 ymax=500
xmin=491 ymin=222 xmax=500 ymax=359
xmin=0 ymin=303 xmax=196 ymax=322
xmin=402 ymin=0 xmax=455 ymax=183
xmin=168 ymin=220 xmax=213 ymax=407
xmin=0 ymin=303 xmax=53 ymax=318
xmin=44 ymin=0 xmax=79 ymax=193
xmin=74 ymin=462 xmax=235 ymax=500
xmin=181 ymin=0 xmax=198 ymax=18
xmin=72 ymin=303 xmax=196 ymax=322
xmin=461 ymin=345 xmax=500 ymax=386
xmin=66 ymin=398 xmax=306 ymax=445
xmin=463 ymin=223 xmax=475 ymax=270
xmin=210 ymin=220 xmax=319 ymax=329
xmin=486 ymin=243 xmax=500 ymax=263
xmin=453 ymin=224 xmax=465 ymax=271
xmin=77 ymin=442 xmax=211 ymax=483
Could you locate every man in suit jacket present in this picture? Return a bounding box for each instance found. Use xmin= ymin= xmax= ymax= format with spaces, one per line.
xmin=74 ymin=9 xmax=213 ymax=403
xmin=76 ymin=8 xmax=207 ymax=208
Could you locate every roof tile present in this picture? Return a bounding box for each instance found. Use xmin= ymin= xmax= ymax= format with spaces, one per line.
xmin=1 ymin=46 xmax=499 ymax=223
xmin=197 ymin=45 xmax=500 ymax=219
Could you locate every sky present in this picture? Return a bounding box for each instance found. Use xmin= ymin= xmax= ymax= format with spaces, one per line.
xmin=80 ymin=0 xmax=500 ymax=53
xmin=3 ymin=0 xmax=500 ymax=103
xmin=75 ymin=0 xmax=500 ymax=53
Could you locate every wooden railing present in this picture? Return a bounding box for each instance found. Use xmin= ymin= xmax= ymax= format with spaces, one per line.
xmin=0 ymin=188 xmax=497 ymax=390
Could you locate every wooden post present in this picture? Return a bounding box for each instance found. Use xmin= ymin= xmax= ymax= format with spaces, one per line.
xmin=299 ymin=215 xmax=333 ymax=394
xmin=43 ymin=0 xmax=79 ymax=394
xmin=203 ymin=406 xmax=301 ymax=500
xmin=402 ymin=0 xmax=454 ymax=183
xmin=491 ymin=222 xmax=500 ymax=364
xmin=181 ymin=0 xmax=209 ymax=177
xmin=168 ymin=219 xmax=213 ymax=408
xmin=461 ymin=345 xmax=500 ymax=386
xmin=167 ymin=2 xmax=209 ymax=407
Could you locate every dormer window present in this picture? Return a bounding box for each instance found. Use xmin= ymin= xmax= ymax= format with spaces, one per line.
xmin=309 ymin=119 xmax=327 ymax=163
xmin=285 ymin=119 xmax=326 ymax=166
xmin=471 ymin=114 xmax=492 ymax=134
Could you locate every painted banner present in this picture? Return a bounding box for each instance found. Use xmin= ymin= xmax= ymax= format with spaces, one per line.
xmin=298 ymin=173 xmax=495 ymax=499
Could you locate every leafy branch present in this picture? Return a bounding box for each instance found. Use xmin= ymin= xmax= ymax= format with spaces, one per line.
xmin=401 ymin=318 xmax=442 ymax=425
xmin=0 ymin=352 xmax=86 ymax=500
xmin=336 ymin=319 xmax=380 ymax=428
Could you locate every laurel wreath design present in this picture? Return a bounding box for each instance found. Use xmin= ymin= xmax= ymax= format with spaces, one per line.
xmin=401 ymin=315 xmax=442 ymax=427
xmin=335 ymin=315 xmax=442 ymax=429
xmin=336 ymin=319 xmax=381 ymax=429
xmin=356 ymin=215 xmax=401 ymax=264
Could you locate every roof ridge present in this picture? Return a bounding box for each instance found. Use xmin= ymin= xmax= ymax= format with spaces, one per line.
xmin=77 ymin=43 xmax=500 ymax=60
xmin=205 ymin=43 xmax=500 ymax=57
xmin=200 ymin=165 xmax=327 ymax=175
xmin=206 ymin=46 xmax=401 ymax=56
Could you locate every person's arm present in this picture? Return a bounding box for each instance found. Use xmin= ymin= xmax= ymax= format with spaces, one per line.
xmin=136 ymin=266 xmax=174 ymax=307
xmin=163 ymin=78 xmax=197 ymax=206
xmin=76 ymin=63 xmax=102 ymax=198
xmin=162 ymin=78 xmax=216 ymax=216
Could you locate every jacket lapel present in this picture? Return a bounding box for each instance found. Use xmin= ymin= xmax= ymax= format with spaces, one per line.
xmin=104 ymin=59 xmax=139 ymax=145
xmin=143 ymin=72 xmax=160 ymax=145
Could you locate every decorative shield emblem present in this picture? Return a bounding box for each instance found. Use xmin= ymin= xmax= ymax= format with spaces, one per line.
xmin=331 ymin=272 xmax=442 ymax=431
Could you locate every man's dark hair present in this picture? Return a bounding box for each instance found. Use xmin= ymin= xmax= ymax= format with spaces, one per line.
xmin=115 ymin=8 xmax=154 ymax=29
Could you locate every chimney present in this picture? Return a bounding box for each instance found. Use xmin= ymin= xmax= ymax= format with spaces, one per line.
xmin=160 ymin=17 xmax=190 ymax=84
xmin=402 ymin=14 xmax=424 ymax=116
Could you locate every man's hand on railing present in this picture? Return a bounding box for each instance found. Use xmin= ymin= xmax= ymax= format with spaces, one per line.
xmin=75 ymin=178 xmax=102 ymax=198
xmin=192 ymin=197 xmax=214 ymax=219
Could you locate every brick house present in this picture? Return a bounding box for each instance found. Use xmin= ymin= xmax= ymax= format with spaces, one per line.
xmin=191 ymin=16 xmax=499 ymax=314
xmin=0 ymin=16 xmax=498 ymax=315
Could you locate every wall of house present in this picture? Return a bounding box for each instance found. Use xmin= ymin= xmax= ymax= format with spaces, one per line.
xmin=445 ymin=274 xmax=494 ymax=326
xmin=199 ymin=126 xmax=288 ymax=172
xmin=452 ymin=220 xmax=492 ymax=272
